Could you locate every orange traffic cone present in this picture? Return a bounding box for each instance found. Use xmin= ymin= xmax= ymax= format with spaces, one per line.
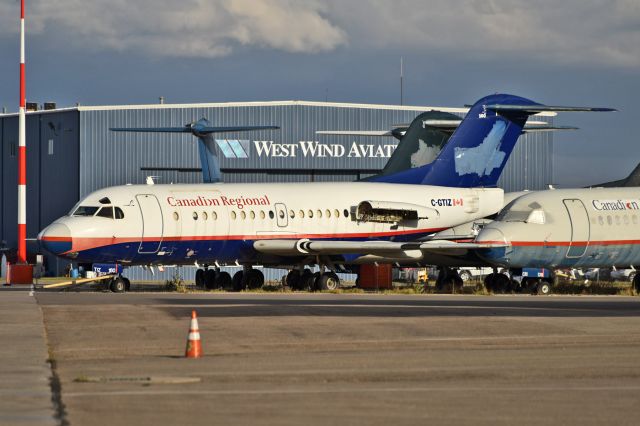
xmin=185 ymin=310 xmax=203 ymax=358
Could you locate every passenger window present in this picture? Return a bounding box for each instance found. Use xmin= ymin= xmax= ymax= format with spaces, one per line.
xmin=334 ymin=209 xmax=340 ymax=218
xmin=114 ymin=207 xmax=125 ymax=219
xmin=343 ymin=209 xmax=349 ymax=218
xmin=317 ymin=209 xmax=322 ymax=218
xmin=269 ymin=211 xmax=274 ymax=219
xmin=231 ymin=211 xmax=237 ymax=220
xmin=202 ymin=211 xmax=208 ymax=220
xmin=241 ymin=211 xmax=247 ymax=220
xmin=607 ymin=215 xmax=612 ymax=225
xmin=289 ymin=210 xmax=295 ymax=219
xmin=598 ymin=216 xmax=604 ymax=225
xmin=96 ymin=207 xmax=114 ymax=219
xmin=250 ymin=211 xmax=256 ymax=220
xmin=299 ymin=210 xmax=305 ymax=219
xmin=260 ymin=211 xmax=266 ymax=219
xmin=212 ymin=211 xmax=217 ymax=220
xmin=192 ymin=212 xmax=198 ymax=220
xmin=325 ymin=209 xmax=331 ymax=218
xmin=173 ymin=212 xmax=180 ymax=221
xmin=279 ymin=210 xmax=285 ymax=219
xmin=308 ymin=210 xmax=314 ymax=218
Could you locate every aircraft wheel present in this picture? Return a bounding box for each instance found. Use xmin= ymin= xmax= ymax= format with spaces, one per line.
xmin=232 ymin=271 xmax=244 ymax=291
xmin=246 ymin=269 xmax=264 ymax=290
xmin=536 ymin=280 xmax=552 ymax=295
xmin=459 ymin=270 xmax=473 ymax=282
xmin=305 ymin=272 xmax=320 ymax=292
xmin=492 ymin=273 xmax=512 ymax=293
xmin=216 ymin=272 xmax=232 ymax=290
xmin=484 ymin=273 xmax=497 ymax=293
xmin=123 ymin=277 xmax=131 ymax=291
xmin=633 ymin=274 xmax=640 ymax=295
xmin=204 ymin=269 xmax=218 ymax=290
xmin=195 ymin=269 xmax=205 ymax=288
xmin=286 ymin=270 xmax=301 ymax=290
xmin=110 ymin=277 xmax=126 ymax=293
xmin=318 ymin=272 xmax=340 ymax=291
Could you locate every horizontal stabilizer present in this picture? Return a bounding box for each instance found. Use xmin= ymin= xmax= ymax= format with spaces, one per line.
xmin=486 ymin=104 xmax=617 ymax=113
xmin=110 ymin=125 xmax=279 ymax=134
xmin=523 ymin=125 xmax=579 ymax=133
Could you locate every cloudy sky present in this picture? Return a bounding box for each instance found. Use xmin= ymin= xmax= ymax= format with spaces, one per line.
xmin=0 ymin=0 xmax=638 ymax=186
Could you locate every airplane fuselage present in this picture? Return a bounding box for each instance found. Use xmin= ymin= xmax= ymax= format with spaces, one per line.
xmin=39 ymin=182 xmax=503 ymax=267
xmin=476 ymin=188 xmax=640 ymax=269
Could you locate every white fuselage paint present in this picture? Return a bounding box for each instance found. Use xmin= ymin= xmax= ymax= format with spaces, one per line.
xmin=40 ymin=182 xmax=503 ymax=267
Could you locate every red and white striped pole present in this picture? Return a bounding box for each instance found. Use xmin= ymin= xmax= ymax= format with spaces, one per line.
xmin=17 ymin=0 xmax=26 ymax=264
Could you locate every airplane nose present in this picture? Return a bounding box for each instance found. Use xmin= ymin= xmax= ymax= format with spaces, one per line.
xmin=476 ymin=227 xmax=509 ymax=263
xmin=476 ymin=227 xmax=507 ymax=244
xmin=38 ymin=223 xmax=72 ymax=255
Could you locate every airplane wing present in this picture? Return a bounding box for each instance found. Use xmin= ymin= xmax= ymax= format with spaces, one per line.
xmin=253 ymin=238 xmax=507 ymax=256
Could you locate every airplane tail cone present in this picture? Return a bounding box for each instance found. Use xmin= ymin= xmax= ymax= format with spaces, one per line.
xmin=185 ymin=310 xmax=203 ymax=358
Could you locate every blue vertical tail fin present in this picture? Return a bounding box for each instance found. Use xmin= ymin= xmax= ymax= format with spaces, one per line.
xmin=372 ymin=94 xmax=614 ymax=187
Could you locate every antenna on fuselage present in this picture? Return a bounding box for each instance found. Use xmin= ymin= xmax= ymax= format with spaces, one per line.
xmin=110 ymin=118 xmax=279 ymax=183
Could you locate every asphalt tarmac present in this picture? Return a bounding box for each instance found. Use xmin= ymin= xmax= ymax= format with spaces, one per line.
xmin=35 ymin=292 xmax=640 ymax=425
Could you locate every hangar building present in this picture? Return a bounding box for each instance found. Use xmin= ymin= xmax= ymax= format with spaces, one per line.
xmin=0 ymin=101 xmax=553 ymax=279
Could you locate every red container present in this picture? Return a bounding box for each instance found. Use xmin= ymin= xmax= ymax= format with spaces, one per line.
xmin=357 ymin=264 xmax=392 ymax=289
xmin=7 ymin=263 xmax=33 ymax=285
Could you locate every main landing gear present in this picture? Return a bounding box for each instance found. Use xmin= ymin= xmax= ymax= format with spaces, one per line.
xmin=195 ymin=266 xmax=265 ymax=291
xmin=285 ymin=268 xmax=340 ymax=291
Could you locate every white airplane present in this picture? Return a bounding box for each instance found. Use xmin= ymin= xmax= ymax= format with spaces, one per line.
xmin=38 ymin=94 xmax=611 ymax=292
xmin=474 ymin=187 xmax=640 ymax=293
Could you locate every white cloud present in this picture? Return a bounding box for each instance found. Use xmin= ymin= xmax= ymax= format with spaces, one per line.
xmin=0 ymin=0 xmax=638 ymax=67
xmin=0 ymin=0 xmax=346 ymax=58
xmin=323 ymin=0 xmax=640 ymax=67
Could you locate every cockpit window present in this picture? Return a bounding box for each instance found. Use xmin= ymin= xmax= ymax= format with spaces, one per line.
xmin=114 ymin=207 xmax=125 ymax=219
xmin=72 ymin=206 xmax=100 ymax=217
xmin=96 ymin=207 xmax=114 ymax=219
xmin=495 ymin=199 xmax=546 ymax=224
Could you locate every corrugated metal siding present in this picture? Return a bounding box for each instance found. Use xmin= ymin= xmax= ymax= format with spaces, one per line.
xmin=78 ymin=105 xmax=433 ymax=195
xmin=498 ymin=116 xmax=554 ymax=192
xmin=1 ymin=111 xmax=80 ymax=262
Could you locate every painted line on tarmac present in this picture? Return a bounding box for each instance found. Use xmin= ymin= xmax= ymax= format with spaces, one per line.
xmin=63 ymin=385 xmax=640 ymax=398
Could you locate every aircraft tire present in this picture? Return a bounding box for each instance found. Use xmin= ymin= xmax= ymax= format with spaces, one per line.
xmin=459 ymin=270 xmax=473 ymax=282
xmin=484 ymin=274 xmax=496 ymax=293
xmin=110 ymin=277 xmax=126 ymax=293
xmin=216 ymin=272 xmax=232 ymax=290
xmin=232 ymin=271 xmax=244 ymax=291
xmin=123 ymin=277 xmax=131 ymax=291
xmin=306 ymin=272 xmax=321 ymax=292
xmin=204 ymin=269 xmax=218 ymax=290
xmin=495 ymin=273 xmax=512 ymax=293
xmin=286 ymin=270 xmax=301 ymax=290
xmin=318 ymin=272 xmax=340 ymax=291
xmin=247 ymin=269 xmax=264 ymax=290
xmin=632 ymin=274 xmax=640 ymax=295
xmin=195 ymin=269 xmax=205 ymax=288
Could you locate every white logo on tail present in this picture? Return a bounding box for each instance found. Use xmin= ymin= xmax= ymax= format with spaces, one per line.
xmin=453 ymin=121 xmax=508 ymax=176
